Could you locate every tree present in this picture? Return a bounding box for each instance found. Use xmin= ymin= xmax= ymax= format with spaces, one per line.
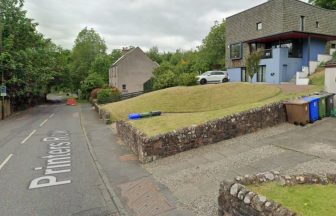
xmin=153 ymin=70 xmax=178 ymax=90
xmin=245 ymin=51 xmax=263 ymax=82
xmin=147 ymin=46 xmax=162 ymax=64
xmin=196 ymin=20 xmax=226 ymax=71
xmin=0 ymin=0 xmax=71 ymax=110
xmin=80 ymin=73 xmax=105 ymax=98
xmin=71 ymin=27 xmax=107 ymax=89
xmin=89 ymin=54 xmax=112 ymax=83
xmin=309 ymin=0 xmax=336 ymax=9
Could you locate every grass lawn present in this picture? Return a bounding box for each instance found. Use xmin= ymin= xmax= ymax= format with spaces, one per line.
xmin=309 ymin=68 xmax=325 ymax=87
xmin=101 ymin=82 xmax=322 ymax=137
xmin=249 ymin=183 xmax=336 ymax=216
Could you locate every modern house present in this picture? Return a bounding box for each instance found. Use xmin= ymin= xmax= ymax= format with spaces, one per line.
xmin=226 ymin=0 xmax=336 ymax=85
xmin=109 ymin=47 xmax=159 ymax=93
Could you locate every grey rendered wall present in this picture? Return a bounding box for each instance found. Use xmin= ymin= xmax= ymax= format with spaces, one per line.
xmin=117 ymin=48 xmax=158 ymax=93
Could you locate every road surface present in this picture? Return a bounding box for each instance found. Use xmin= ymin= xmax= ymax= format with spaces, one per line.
xmin=0 ymin=103 xmax=118 ymax=216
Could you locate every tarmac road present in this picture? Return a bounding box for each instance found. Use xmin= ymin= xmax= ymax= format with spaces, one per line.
xmin=0 ymin=103 xmax=118 ymax=216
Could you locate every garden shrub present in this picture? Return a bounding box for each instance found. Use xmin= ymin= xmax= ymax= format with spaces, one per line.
xmin=97 ymin=88 xmax=121 ymax=104
xmin=178 ymin=72 xmax=198 ymax=86
xmin=90 ymin=88 xmax=102 ymax=99
xmin=80 ymin=73 xmax=105 ymax=99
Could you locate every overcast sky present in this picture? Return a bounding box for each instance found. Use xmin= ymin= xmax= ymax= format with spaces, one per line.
xmin=23 ymin=0 xmax=307 ymax=52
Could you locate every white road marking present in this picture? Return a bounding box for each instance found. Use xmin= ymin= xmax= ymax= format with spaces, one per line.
xmin=21 ymin=130 xmax=37 ymax=144
xmin=40 ymin=119 xmax=49 ymax=127
xmin=0 ymin=154 xmax=13 ymax=171
xmin=39 ymin=119 xmax=49 ymax=127
xmin=49 ymin=113 xmax=55 ymax=118
xmin=34 ymin=167 xmax=43 ymax=171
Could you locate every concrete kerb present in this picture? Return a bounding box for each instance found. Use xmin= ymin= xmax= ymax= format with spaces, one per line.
xmin=219 ymin=172 xmax=336 ymax=216
xmin=79 ymin=108 xmax=128 ymax=216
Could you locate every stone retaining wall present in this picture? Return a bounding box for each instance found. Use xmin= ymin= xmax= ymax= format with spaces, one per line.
xmin=218 ymin=172 xmax=336 ymax=216
xmin=91 ymin=100 xmax=111 ymax=124
xmin=116 ymin=102 xmax=287 ymax=163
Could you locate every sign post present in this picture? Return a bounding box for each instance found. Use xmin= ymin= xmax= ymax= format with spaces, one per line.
xmin=0 ymin=85 xmax=6 ymax=120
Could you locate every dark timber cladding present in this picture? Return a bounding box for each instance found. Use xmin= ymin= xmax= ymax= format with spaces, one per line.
xmin=225 ymin=0 xmax=336 ymax=68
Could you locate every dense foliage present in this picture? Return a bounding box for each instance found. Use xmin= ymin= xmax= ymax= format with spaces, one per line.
xmin=80 ymin=73 xmax=105 ymax=98
xmin=1 ymin=0 xmax=227 ymax=109
xmin=146 ymin=20 xmax=226 ymax=90
xmin=309 ymin=0 xmax=336 ymax=9
xmin=97 ymin=88 xmax=121 ymax=104
xmin=0 ymin=0 xmax=71 ymax=110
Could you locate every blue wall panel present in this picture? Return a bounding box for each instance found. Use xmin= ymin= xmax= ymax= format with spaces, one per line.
xmin=227 ymin=68 xmax=241 ymax=82
xmin=303 ymin=38 xmax=326 ymax=66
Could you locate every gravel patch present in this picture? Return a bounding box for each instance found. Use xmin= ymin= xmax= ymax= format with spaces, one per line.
xmin=283 ymin=159 xmax=336 ymax=175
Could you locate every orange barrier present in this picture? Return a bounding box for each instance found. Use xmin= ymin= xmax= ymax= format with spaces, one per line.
xmin=66 ymin=98 xmax=77 ymax=106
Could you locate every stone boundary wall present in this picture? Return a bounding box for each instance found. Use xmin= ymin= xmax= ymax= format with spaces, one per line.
xmin=116 ymin=102 xmax=287 ymax=163
xmin=218 ymin=172 xmax=336 ymax=216
xmin=91 ymin=100 xmax=111 ymax=124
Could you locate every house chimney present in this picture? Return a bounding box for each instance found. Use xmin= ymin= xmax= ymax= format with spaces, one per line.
xmin=122 ymin=47 xmax=130 ymax=55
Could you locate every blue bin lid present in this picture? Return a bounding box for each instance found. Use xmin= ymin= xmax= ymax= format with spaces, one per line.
xmin=303 ymin=97 xmax=319 ymax=102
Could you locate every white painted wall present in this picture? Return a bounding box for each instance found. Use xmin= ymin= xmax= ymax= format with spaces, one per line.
xmin=325 ymin=67 xmax=336 ymax=93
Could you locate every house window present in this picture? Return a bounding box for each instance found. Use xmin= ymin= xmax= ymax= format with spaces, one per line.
xmin=122 ymin=84 xmax=127 ymax=90
xmin=257 ymin=65 xmax=266 ymax=82
xmin=241 ymin=67 xmax=249 ymax=82
xmin=230 ymin=43 xmax=242 ymax=59
xmin=300 ymin=16 xmax=305 ymax=31
xmin=316 ymin=21 xmax=320 ymax=28
xmin=256 ymin=22 xmax=263 ymax=31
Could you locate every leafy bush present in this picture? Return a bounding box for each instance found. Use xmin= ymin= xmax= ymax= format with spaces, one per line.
xmin=178 ymin=73 xmax=198 ymax=86
xmin=153 ymin=70 xmax=178 ymax=90
xmin=97 ymin=88 xmax=121 ymax=104
xmin=80 ymin=73 xmax=105 ymax=98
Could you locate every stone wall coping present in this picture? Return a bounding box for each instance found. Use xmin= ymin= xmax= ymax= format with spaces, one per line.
xmin=219 ymin=172 xmax=336 ymax=216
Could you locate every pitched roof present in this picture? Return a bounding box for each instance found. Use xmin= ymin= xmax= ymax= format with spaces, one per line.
xmin=112 ymin=47 xmax=138 ymax=67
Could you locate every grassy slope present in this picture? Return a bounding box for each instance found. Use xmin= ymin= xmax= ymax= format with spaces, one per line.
xmin=309 ymin=68 xmax=325 ymax=87
xmin=102 ymin=83 xmax=321 ymax=137
xmin=250 ymin=183 xmax=336 ymax=216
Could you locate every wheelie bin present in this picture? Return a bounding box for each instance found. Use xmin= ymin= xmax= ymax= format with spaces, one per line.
xmin=303 ymin=97 xmax=319 ymax=123
xmin=318 ymin=93 xmax=335 ymax=117
xmin=283 ymin=99 xmax=310 ymax=126
xmin=310 ymin=95 xmax=327 ymax=119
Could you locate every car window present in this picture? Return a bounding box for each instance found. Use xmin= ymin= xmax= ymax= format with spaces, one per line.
xmin=217 ymin=72 xmax=224 ymax=75
xmin=210 ymin=72 xmax=216 ymax=76
xmin=202 ymin=72 xmax=210 ymax=76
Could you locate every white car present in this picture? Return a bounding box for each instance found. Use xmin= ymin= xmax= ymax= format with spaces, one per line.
xmin=196 ymin=71 xmax=230 ymax=85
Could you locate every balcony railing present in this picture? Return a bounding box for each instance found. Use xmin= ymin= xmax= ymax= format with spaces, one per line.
xmin=261 ymin=49 xmax=272 ymax=59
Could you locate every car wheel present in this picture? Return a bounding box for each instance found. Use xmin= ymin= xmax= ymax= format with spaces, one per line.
xmin=200 ymin=79 xmax=207 ymax=85
xmin=222 ymin=78 xmax=229 ymax=83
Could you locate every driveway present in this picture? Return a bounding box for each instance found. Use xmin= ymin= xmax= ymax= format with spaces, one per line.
xmin=143 ymin=118 xmax=336 ymax=216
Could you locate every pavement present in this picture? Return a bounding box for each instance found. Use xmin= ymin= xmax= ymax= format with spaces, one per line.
xmin=80 ymin=104 xmax=192 ymax=216
xmin=143 ymin=118 xmax=336 ymax=216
